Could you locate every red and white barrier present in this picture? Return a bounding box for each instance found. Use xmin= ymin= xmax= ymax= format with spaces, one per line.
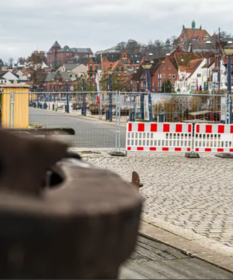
xmin=126 ymin=122 xmax=193 ymax=152
xmin=194 ymin=124 xmax=233 ymax=153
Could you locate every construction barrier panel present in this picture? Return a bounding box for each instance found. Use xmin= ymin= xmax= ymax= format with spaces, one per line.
xmin=194 ymin=124 xmax=233 ymax=153
xmin=126 ymin=122 xmax=193 ymax=152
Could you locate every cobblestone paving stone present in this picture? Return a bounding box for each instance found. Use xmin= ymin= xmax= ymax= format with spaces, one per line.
xmin=85 ymin=152 xmax=233 ymax=248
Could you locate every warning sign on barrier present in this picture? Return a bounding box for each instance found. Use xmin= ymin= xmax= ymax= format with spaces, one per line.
xmin=194 ymin=124 xmax=233 ymax=153
xmin=126 ymin=122 xmax=193 ymax=152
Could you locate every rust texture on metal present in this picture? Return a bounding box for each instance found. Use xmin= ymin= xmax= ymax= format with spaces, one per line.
xmin=0 ymin=129 xmax=143 ymax=279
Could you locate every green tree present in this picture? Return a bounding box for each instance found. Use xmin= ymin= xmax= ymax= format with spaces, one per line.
xmin=161 ymin=80 xmax=174 ymax=93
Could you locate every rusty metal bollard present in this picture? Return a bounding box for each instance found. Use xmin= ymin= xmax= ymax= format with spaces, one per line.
xmin=0 ymin=129 xmax=143 ymax=279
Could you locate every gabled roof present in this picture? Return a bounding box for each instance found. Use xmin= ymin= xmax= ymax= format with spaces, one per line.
xmin=187 ymin=58 xmax=205 ymax=78
xmin=175 ymin=53 xmax=200 ymax=66
xmin=181 ymin=28 xmax=210 ymax=40
xmin=58 ymin=46 xmax=72 ymax=53
xmin=71 ymin=48 xmax=93 ymax=54
xmin=168 ymin=57 xmax=178 ymax=70
xmin=102 ymin=52 xmax=121 ymax=62
xmin=44 ymin=72 xmax=56 ymax=82
xmin=132 ymin=66 xmax=143 ymax=81
xmin=52 ymin=41 xmax=61 ymax=48
xmin=128 ymin=54 xmax=145 ymax=64
xmin=64 ymin=64 xmax=80 ymax=70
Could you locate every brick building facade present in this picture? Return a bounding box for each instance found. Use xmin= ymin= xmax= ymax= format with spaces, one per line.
xmin=47 ymin=41 xmax=93 ymax=67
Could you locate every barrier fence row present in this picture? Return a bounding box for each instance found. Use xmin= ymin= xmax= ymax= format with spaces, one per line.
xmin=126 ymin=122 xmax=233 ymax=154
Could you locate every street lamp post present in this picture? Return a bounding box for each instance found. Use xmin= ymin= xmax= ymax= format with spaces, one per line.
xmin=158 ymin=49 xmax=161 ymax=92
xmin=66 ymin=81 xmax=69 ymax=113
xmin=82 ymin=77 xmax=86 ymax=116
xmin=108 ymin=71 xmax=113 ymax=122
xmin=53 ymin=82 xmax=55 ymax=103
xmin=162 ymin=61 xmax=165 ymax=93
xmin=221 ymin=41 xmax=233 ymax=124
xmin=142 ymin=62 xmax=153 ymax=122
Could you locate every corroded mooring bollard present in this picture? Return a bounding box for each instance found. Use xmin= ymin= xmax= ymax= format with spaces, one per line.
xmin=0 ymin=129 xmax=142 ymax=279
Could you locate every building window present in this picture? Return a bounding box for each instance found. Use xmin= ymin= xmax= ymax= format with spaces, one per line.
xmin=121 ymin=67 xmax=124 ymax=71
xmin=197 ymin=74 xmax=201 ymax=78
xmin=116 ymin=67 xmax=119 ymax=71
xmin=163 ymin=66 xmax=165 ymax=70
xmin=90 ymin=66 xmax=93 ymax=72
xmin=163 ymin=74 xmax=165 ymax=78
xmin=95 ymin=66 xmax=98 ymax=71
xmin=124 ymin=54 xmax=126 ymax=58
xmin=168 ymin=74 xmax=171 ymax=79
xmin=172 ymin=74 xmax=176 ymax=79
xmin=168 ymin=66 xmax=171 ymax=70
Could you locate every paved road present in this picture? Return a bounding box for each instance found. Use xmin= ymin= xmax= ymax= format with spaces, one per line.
xmin=29 ymin=108 xmax=126 ymax=149
xmin=119 ymin=235 xmax=233 ymax=279
xmin=85 ymin=152 xmax=233 ymax=248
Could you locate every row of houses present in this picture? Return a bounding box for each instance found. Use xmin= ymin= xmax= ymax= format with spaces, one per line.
xmin=131 ymin=44 xmax=228 ymax=94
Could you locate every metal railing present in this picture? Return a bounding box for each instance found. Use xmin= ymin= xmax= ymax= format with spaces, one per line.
xmin=0 ymin=91 xmax=231 ymax=154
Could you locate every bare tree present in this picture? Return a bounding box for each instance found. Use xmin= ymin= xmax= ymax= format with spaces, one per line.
xmin=26 ymin=54 xmax=45 ymax=89
xmin=126 ymin=39 xmax=141 ymax=54
xmin=18 ymin=57 xmax=26 ymax=65
xmin=8 ymin=58 xmax=14 ymax=68
xmin=116 ymin=42 xmax=127 ymax=52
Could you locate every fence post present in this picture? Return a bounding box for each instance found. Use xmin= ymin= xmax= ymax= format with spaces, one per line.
xmin=109 ymin=91 xmax=126 ymax=157
xmin=66 ymin=82 xmax=69 ymax=113
xmin=109 ymin=74 xmax=112 ymax=122
xmin=12 ymin=91 xmax=15 ymax=129
xmin=9 ymin=92 xmax=12 ymax=129
xmin=82 ymin=79 xmax=86 ymax=116
xmin=37 ymin=87 xmax=39 ymax=103
xmin=53 ymin=84 xmax=56 ymax=103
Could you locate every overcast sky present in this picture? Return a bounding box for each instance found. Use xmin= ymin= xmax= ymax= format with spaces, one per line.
xmin=1 ymin=0 xmax=233 ymax=62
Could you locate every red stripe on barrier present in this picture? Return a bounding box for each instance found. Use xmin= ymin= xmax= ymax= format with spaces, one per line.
xmin=138 ymin=124 xmax=145 ymax=132
xmin=217 ymin=148 xmax=224 ymax=152
xmin=187 ymin=148 xmax=191 ymax=152
xmin=196 ymin=148 xmax=199 ymax=152
xmin=151 ymin=123 xmax=157 ymax=132
xmin=205 ymin=148 xmax=212 ymax=152
xmin=175 ymin=148 xmax=182 ymax=152
xmin=206 ymin=125 xmax=212 ymax=134
xmin=127 ymin=147 xmax=131 ymax=151
xmin=137 ymin=147 xmax=144 ymax=151
xmin=163 ymin=124 xmax=170 ymax=133
xmin=188 ymin=124 xmax=192 ymax=133
xmin=230 ymin=149 xmax=233 ymax=153
xmin=218 ymin=125 xmax=225 ymax=134
xmin=196 ymin=125 xmax=200 ymax=133
xmin=150 ymin=147 xmax=156 ymax=151
xmin=231 ymin=126 xmax=233 ymax=134
xmin=176 ymin=124 xmax=182 ymax=133
xmin=162 ymin=148 xmax=169 ymax=151
xmin=128 ymin=123 xmax=132 ymax=132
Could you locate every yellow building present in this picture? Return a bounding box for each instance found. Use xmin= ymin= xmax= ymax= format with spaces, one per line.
xmin=0 ymin=85 xmax=30 ymax=129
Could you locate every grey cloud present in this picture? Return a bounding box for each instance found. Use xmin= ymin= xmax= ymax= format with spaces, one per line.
xmin=0 ymin=0 xmax=233 ymax=61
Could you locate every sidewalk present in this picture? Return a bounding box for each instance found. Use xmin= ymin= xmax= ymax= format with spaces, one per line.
xmin=34 ymin=107 xmax=128 ymax=127
xmin=119 ymin=222 xmax=233 ymax=279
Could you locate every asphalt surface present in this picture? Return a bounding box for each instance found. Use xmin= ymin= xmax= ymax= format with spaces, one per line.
xmin=29 ymin=108 xmax=126 ymax=149
xmin=119 ymin=235 xmax=233 ymax=279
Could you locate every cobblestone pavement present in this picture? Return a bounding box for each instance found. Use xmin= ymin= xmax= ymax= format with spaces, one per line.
xmin=84 ymin=152 xmax=233 ymax=248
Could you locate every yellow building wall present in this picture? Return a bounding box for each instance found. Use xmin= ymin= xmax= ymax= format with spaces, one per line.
xmin=2 ymin=87 xmax=29 ymax=129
